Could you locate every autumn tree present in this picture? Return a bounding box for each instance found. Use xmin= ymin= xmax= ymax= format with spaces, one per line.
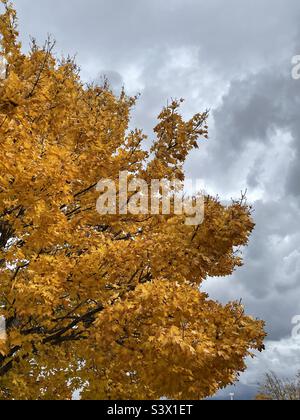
xmin=0 ymin=1 xmax=265 ymax=400
xmin=256 ymin=372 xmax=300 ymax=401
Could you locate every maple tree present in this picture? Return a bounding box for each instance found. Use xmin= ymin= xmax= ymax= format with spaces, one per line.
xmin=0 ymin=1 xmax=265 ymax=400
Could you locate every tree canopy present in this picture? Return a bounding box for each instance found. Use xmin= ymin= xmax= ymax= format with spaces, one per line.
xmin=0 ymin=0 xmax=265 ymax=400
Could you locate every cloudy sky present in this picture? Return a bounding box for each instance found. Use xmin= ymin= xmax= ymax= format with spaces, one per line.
xmin=12 ymin=0 xmax=300 ymax=399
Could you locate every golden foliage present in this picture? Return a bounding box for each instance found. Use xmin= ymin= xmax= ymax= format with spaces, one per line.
xmin=0 ymin=1 xmax=265 ymax=400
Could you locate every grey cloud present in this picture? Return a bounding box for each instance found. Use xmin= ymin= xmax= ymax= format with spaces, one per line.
xmin=204 ymin=195 xmax=300 ymax=338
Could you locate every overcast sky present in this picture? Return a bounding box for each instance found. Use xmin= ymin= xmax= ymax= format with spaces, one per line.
xmin=12 ymin=0 xmax=300 ymax=399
